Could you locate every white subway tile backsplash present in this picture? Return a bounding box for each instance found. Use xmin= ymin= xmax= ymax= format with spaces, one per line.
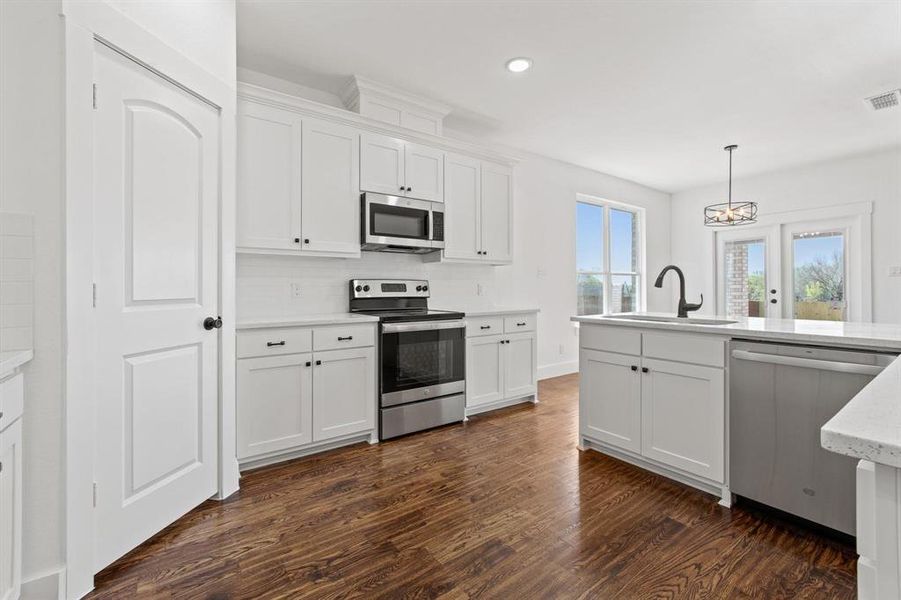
xmin=0 ymin=213 xmax=34 ymax=352
xmin=237 ymin=251 xmax=503 ymax=319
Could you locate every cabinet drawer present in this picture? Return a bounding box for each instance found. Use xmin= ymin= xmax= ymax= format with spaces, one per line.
xmin=642 ymin=331 xmax=725 ymax=368
xmin=312 ymin=325 xmax=375 ymax=351
xmin=504 ymin=314 xmax=535 ymax=334
xmin=237 ymin=328 xmax=312 ymax=359
xmin=0 ymin=372 xmax=23 ymax=431
xmin=580 ymin=325 xmax=641 ymax=356
xmin=466 ymin=317 xmax=504 ymax=337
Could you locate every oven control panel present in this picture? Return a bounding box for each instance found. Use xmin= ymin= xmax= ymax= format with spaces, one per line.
xmin=350 ymin=279 xmax=430 ymax=299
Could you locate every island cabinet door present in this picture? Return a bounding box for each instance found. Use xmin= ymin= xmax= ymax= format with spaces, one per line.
xmin=579 ymin=349 xmax=641 ymax=454
xmin=312 ymin=347 xmax=375 ymax=442
xmin=466 ymin=335 xmax=505 ymax=407
xmin=640 ymin=358 xmax=725 ymax=483
xmin=237 ymin=353 xmax=314 ymax=460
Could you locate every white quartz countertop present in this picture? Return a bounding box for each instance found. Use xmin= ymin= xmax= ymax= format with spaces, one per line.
xmin=236 ymin=313 xmax=379 ymax=330
xmin=439 ymin=306 xmax=540 ymax=317
xmin=572 ymin=312 xmax=901 ymax=351
xmin=0 ymin=350 xmax=33 ymax=379
xmin=822 ymin=357 xmax=901 ymax=468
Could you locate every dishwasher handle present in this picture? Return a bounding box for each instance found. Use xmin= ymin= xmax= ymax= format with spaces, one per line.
xmin=731 ymin=349 xmax=887 ymax=376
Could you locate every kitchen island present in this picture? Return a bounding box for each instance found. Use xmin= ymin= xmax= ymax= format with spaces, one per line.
xmin=572 ymin=312 xmax=901 ymax=600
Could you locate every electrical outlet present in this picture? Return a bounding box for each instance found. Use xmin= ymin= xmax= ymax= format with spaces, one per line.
xmin=290 ymin=283 xmax=302 ymax=297
xmin=889 ymin=266 xmax=901 ymax=277
xmin=476 ymin=283 xmax=484 ymax=296
xmin=537 ymin=268 xmax=547 ymax=279
xmin=559 ymin=344 xmax=565 ymax=355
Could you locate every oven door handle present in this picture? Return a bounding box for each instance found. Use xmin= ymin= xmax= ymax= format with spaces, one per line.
xmin=382 ymin=320 xmax=465 ymax=334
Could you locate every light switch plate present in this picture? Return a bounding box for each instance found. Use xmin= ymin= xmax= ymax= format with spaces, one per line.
xmin=290 ymin=283 xmax=302 ymax=297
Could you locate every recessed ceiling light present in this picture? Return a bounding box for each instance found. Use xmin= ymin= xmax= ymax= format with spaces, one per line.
xmin=505 ymin=57 xmax=532 ymax=73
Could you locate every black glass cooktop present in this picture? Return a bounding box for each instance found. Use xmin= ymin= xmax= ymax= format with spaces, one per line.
xmin=358 ymin=309 xmax=465 ymax=323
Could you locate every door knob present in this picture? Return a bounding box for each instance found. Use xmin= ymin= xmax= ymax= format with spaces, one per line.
xmin=203 ymin=316 xmax=223 ymax=330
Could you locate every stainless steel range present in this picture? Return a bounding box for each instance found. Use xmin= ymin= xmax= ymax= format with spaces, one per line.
xmin=349 ymin=279 xmax=465 ymax=439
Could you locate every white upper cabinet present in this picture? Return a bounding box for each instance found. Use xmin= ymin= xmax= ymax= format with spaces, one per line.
xmin=360 ymin=133 xmax=445 ymax=202
xmin=360 ymin=133 xmax=405 ymax=196
xmin=301 ymin=118 xmax=360 ymax=255
xmin=480 ymin=162 xmax=513 ymax=263
xmin=404 ymin=143 xmax=444 ymax=202
xmin=437 ymin=155 xmax=513 ymax=264
xmin=237 ymin=102 xmax=302 ymax=251
xmin=237 ymin=100 xmax=360 ymax=257
xmin=443 ymin=153 xmax=481 ymax=260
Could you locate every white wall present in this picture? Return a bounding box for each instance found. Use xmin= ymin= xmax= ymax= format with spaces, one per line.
xmin=671 ymin=148 xmax=901 ymax=323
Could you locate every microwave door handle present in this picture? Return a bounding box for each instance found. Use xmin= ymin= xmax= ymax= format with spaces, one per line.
xmin=427 ymin=208 xmax=433 ymax=243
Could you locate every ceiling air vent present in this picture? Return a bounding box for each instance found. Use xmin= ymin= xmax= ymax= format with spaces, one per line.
xmin=866 ymin=90 xmax=900 ymax=111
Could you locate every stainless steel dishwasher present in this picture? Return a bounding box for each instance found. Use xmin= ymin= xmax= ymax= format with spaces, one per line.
xmin=729 ymin=339 xmax=897 ymax=535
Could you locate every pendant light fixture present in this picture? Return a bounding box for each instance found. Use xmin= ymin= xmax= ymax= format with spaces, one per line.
xmin=704 ymin=144 xmax=758 ymax=227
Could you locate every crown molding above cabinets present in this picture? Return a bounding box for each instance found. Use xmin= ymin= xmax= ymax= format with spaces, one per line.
xmin=339 ymin=75 xmax=453 ymax=136
xmin=236 ymin=83 xmax=517 ymax=264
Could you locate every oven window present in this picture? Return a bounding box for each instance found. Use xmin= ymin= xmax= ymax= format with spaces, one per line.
xmin=371 ymin=204 xmax=429 ymax=239
xmin=381 ymin=327 xmax=464 ymax=393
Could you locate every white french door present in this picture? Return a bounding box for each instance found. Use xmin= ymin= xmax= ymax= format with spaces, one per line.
xmin=715 ymin=215 xmax=869 ymax=322
xmin=92 ymin=41 xmax=220 ymax=570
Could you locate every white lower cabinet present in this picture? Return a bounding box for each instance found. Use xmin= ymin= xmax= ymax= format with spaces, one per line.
xmin=579 ymin=349 xmax=641 ymax=454
xmin=0 ymin=372 xmax=24 ymax=600
xmin=237 ymin=325 xmax=376 ymax=466
xmin=312 ymin=347 xmax=375 ymax=442
xmin=465 ymin=313 xmax=538 ymax=413
xmin=640 ymin=358 xmax=724 ymax=481
xmin=579 ymin=325 xmax=726 ymax=491
xmin=237 ymin=353 xmax=314 ymax=459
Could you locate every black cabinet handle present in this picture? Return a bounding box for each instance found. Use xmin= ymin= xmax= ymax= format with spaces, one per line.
xmin=294 ymin=237 xmax=300 ymax=243
xmin=631 ymin=365 xmax=638 ymax=372
xmin=266 ymin=341 xmax=286 ymax=347
xmin=516 ymin=322 xmax=526 ymax=327
xmin=480 ymin=325 xmax=491 ymax=330
xmin=770 ymin=299 xmax=777 ymax=304
xmin=203 ymin=316 xmax=223 ymax=330
xmin=305 ymin=361 xmax=311 ymax=367
xmin=304 ymin=238 xmax=310 ymax=244
xmin=400 ymin=186 xmax=405 ymax=191
xmin=641 ymin=367 xmax=649 ymax=374
xmin=337 ymin=336 xmax=353 ymax=341
xmin=315 ymin=360 xmax=322 ymax=366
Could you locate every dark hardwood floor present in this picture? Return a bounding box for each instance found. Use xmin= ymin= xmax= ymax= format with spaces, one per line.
xmin=88 ymin=374 xmax=857 ymax=599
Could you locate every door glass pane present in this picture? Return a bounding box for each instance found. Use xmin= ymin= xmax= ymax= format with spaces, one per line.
xmin=577 ymin=273 xmax=605 ymax=315
xmin=610 ymin=275 xmax=638 ymax=313
xmin=610 ymin=208 xmax=638 ymax=272
xmin=723 ymin=239 xmax=766 ymax=318
xmin=576 ymin=201 xmax=605 ymax=316
xmin=792 ymin=231 xmax=845 ymax=321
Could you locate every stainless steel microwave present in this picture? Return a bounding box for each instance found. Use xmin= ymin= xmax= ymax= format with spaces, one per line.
xmin=361 ymin=193 xmax=445 ymax=254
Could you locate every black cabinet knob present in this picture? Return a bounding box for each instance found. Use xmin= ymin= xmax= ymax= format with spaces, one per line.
xmin=305 ymin=361 xmax=312 ymax=367
xmin=315 ymin=360 xmax=322 ymax=366
xmin=770 ymin=289 xmax=777 ymax=294
xmin=406 ymin=186 xmax=412 ymax=192
xmin=304 ymin=238 xmax=310 ymax=244
xmin=641 ymin=367 xmax=649 ymax=374
xmin=294 ymin=237 xmax=301 ymax=243
xmin=631 ymin=365 xmax=638 ymax=371
xmin=400 ymin=186 xmax=405 ymax=191
xmin=203 ymin=316 xmax=223 ymax=330
xmin=770 ymin=298 xmax=778 ymax=304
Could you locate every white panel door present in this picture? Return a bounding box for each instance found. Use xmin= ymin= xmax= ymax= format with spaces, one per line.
xmin=480 ymin=162 xmax=513 ymax=263
xmin=579 ymin=349 xmax=641 ymax=453
xmin=504 ymin=332 xmax=537 ymax=399
xmin=312 ymin=347 xmax=375 ymax=442
xmin=640 ymin=358 xmax=725 ymax=482
xmin=443 ymin=154 xmax=481 ymax=260
xmin=360 ymin=133 xmax=405 ymax=195
xmin=301 ymin=118 xmax=360 ymax=256
xmin=237 ymin=353 xmax=313 ymax=460
xmin=93 ymin=43 xmax=219 ymax=571
xmin=237 ymin=101 xmax=302 ymax=250
xmin=0 ymin=420 xmax=22 ymax=600
xmin=466 ymin=335 xmax=505 ymax=407
xmin=404 ymin=143 xmax=444 ymax=202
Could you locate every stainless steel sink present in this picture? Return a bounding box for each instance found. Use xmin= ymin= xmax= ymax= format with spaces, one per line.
xmin=604 ymin=314 xmax=738 ymax=326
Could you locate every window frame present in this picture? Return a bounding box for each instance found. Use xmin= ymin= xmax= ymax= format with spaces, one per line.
xmin=575 ymin=194 xmax=647 ymax=315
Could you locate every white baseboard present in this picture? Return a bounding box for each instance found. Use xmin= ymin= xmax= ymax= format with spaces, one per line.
xmin=538 ymin=360 xmax=578 ymax=380
xmin=22 ymin=566 xmax=66 ymax=600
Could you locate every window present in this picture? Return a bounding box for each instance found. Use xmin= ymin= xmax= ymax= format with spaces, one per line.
xmin=576 ymin=197 xmax=643 ymax=315
xmin=791 ymin=230 xmax=846 ymax=321
xmin=722 ymin=238 xmax=766 ymax=318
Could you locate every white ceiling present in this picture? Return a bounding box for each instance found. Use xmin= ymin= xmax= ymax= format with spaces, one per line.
xmin=237 ymin=1 xmax=901 ymax=192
